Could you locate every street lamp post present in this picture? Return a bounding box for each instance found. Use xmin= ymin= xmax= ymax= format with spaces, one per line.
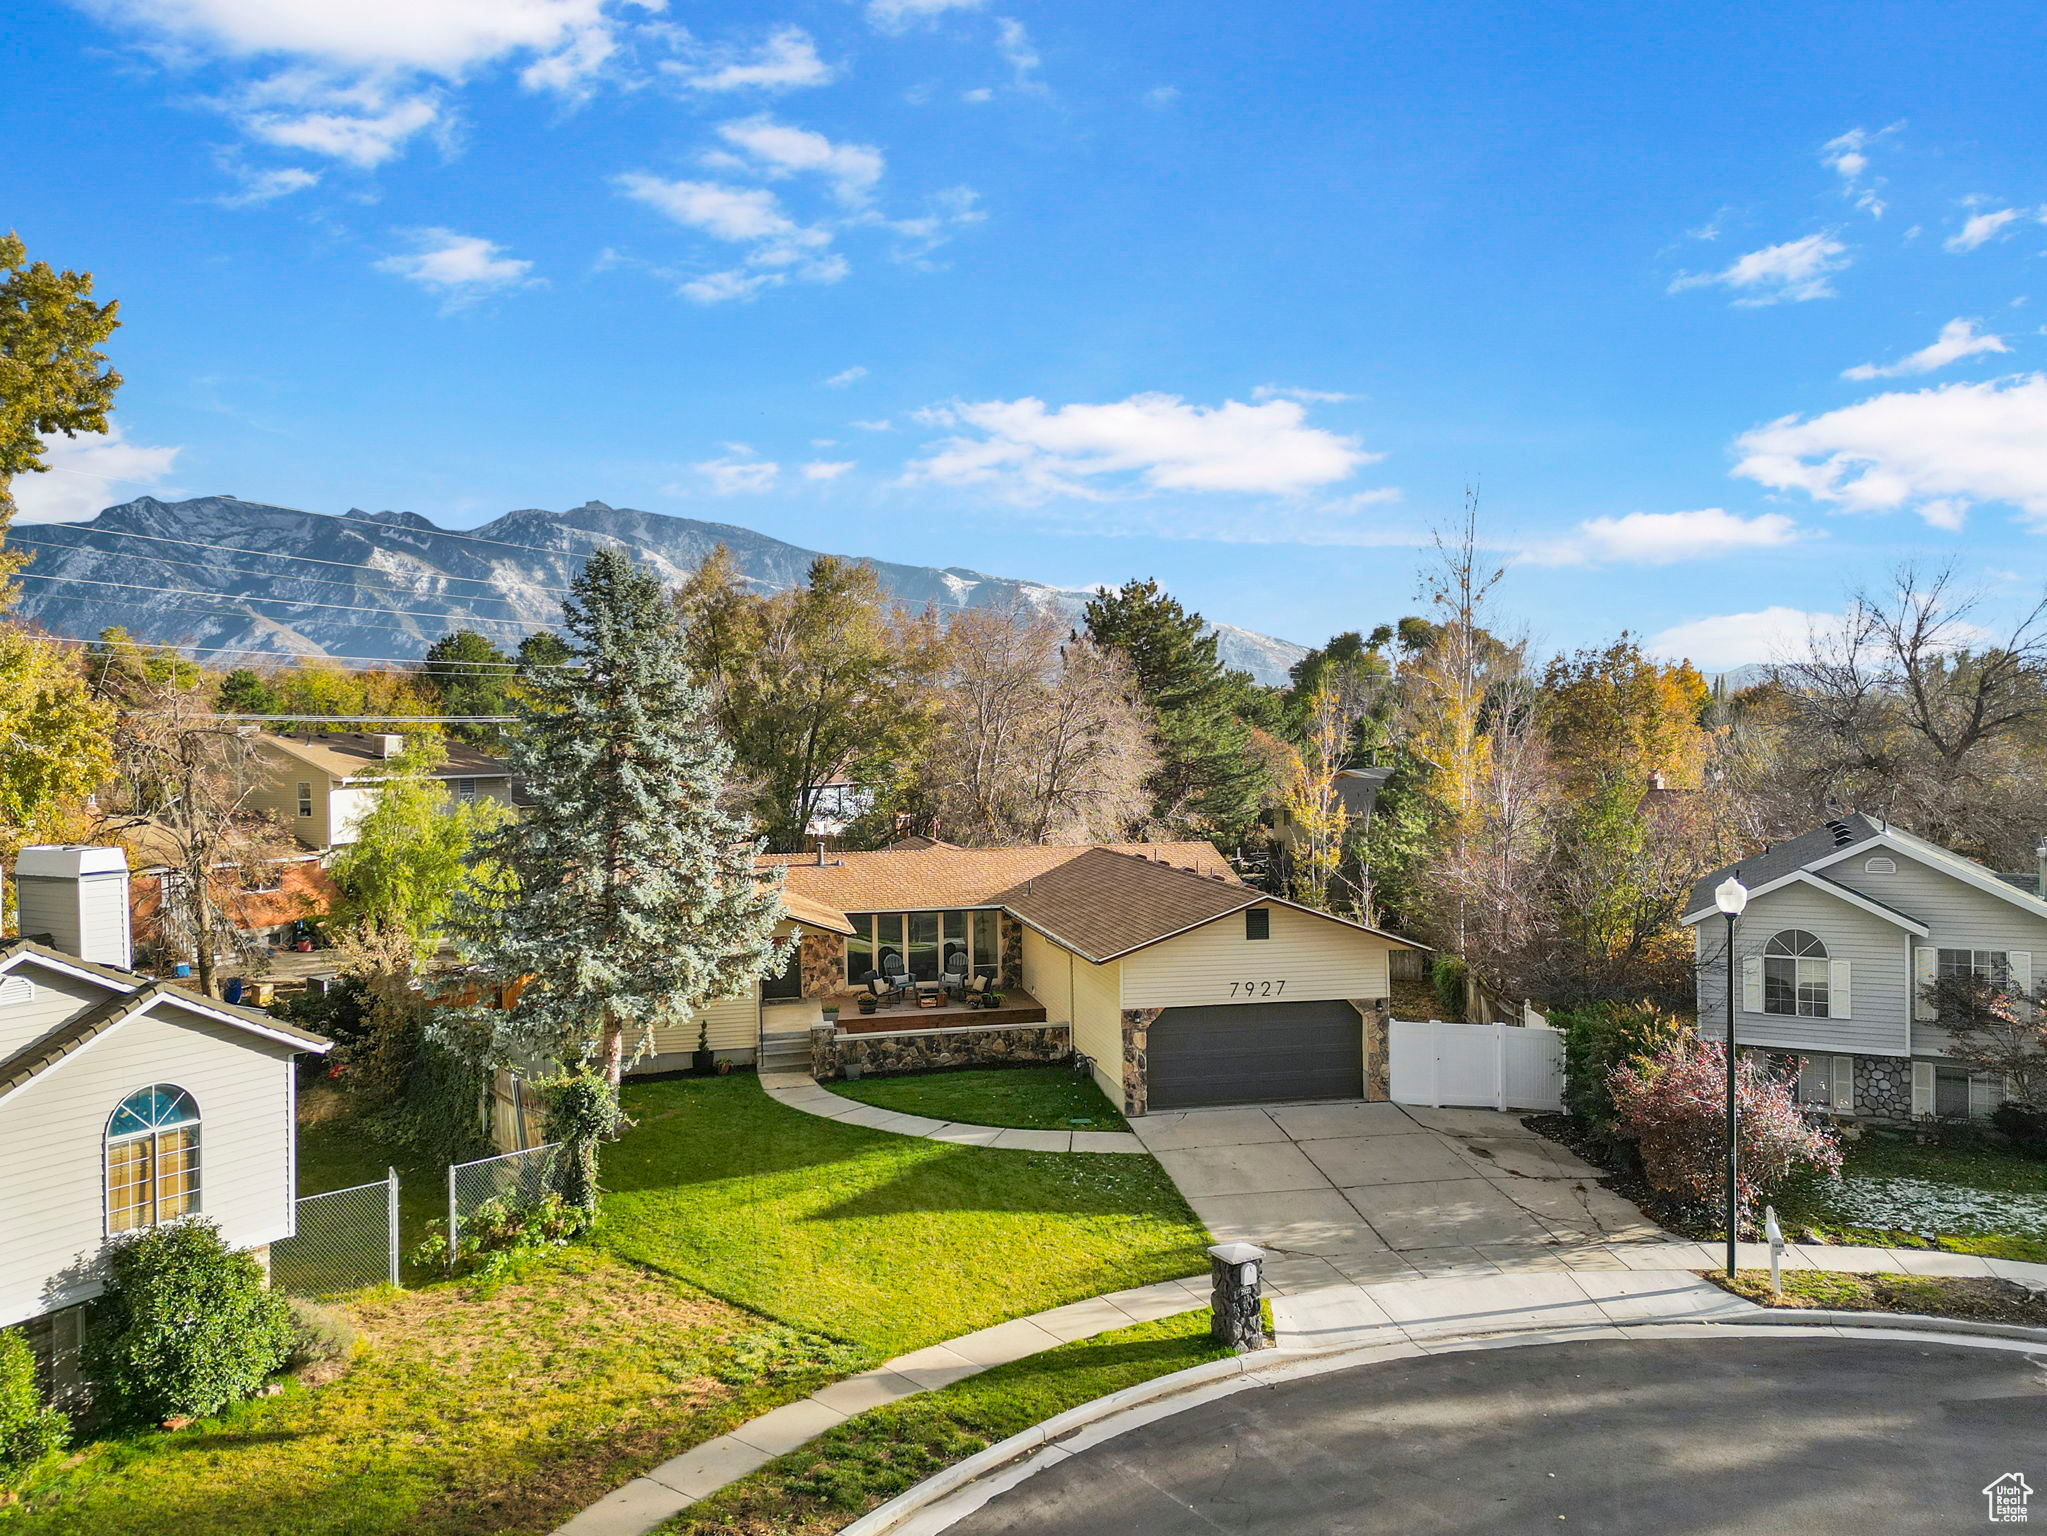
xmin=1714 ymin=873 xmax=1749 ymax=1279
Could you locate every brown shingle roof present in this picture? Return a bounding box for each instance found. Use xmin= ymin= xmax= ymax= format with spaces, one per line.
xmin=995 ymin=847 xmax=1259 ymax=961
xmin=764 ymin=840 xmax=1237 ymax=917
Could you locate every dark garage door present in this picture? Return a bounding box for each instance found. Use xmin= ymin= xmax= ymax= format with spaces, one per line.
xmin=1146 ymin=1000 xmax=1363 ymax=1110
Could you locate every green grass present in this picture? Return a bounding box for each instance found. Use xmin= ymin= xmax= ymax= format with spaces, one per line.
xmin=1778 ymin=1130 xmax=2047 ymax=1266
xmin=823 ymin=1067 xmax=1129 ymax=1131
xmin=601 ymin=1073 xmax=1207 ymax=1357
xmin=662 ymin=1309 xmax=1233 ymax=1536
xmin=2 ymin=1251 xmax=839 ymax=1536
xmin=291 ymin=1085 xmax=446 ymax=1283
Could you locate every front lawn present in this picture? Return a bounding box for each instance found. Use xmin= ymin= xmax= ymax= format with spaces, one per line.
xmin=601 ymin=1074 xmax=1206 ymax=1357
xmin=1715 ymin=1268 xmax=2047 ymax=1326
xmin=823 ymin=1066 xmax=1128 ymax=1131
xmin=1779 ymin=1131 xmax=2047 ymax=1265
xmin=663 ymin=1308 xmax=1232 ymax=1536
xmin=4 ymin=1252 xmax=842 ymax=1536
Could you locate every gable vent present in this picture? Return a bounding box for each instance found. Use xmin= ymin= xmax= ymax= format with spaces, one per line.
xmin=1865 ymin=857 xmax=1897 ymax=875
xmin=0 ymin=976 xmax=35 ymax=1008
xmin=1824 ymin=819 xmax=1856 ymax=847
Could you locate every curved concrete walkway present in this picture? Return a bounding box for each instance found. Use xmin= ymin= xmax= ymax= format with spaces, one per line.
xmin=553 ymin=1238 xmax=2047 ymax=1536
xmin=759 ymin=1069 xmax=1147 ymax=1153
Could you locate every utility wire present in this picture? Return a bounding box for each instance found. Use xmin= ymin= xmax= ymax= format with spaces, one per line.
xmin=13 ymin=569 xmax=549 ymax=626
xmin=32 ymin=633 xmax=580 ymax=670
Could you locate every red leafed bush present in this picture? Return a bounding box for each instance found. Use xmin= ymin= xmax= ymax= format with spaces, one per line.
xmin=1610 ymin=1038 xmax=1842 ymax=1228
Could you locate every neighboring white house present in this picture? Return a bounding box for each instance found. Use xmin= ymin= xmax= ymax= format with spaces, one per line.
xmin=1685 ymin=814 xmax=2047 ymax=1123
xmin=247 ymin=731 xmax=515 ymax=850
xmin=0 ymin=846 xmax=329 ymax=1394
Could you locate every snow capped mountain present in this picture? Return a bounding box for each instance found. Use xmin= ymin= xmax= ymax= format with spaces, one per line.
xmin=11 ymin=497 xmax=1311 ymax=685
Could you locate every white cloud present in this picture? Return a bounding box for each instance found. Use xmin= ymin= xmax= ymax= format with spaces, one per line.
xmin=713 ymin=116 xmax=884 ymax=205
xmin=669 ymin=25 xmax=831 ymax=91
xmin=802 ymin=460 xmax=854 ymax=481
xmin=693 ymin=450 xmax=779 ymax=493
xmin=233 ymin=73 xmax=443 ymax=167
xmin=1842 ymin=318 xmax=2008 ymax=380
xmin=1946 ymin=206 xmax=2027 ymax=253
xmin=867 ymin=0 xmax=982 ymax=30
xmin=851 ymin=418 xmax=894 ymax=431
xmin=85 ymin=0 xmax=634 ymax=78
xmin=1144 ymin=85 xmax=1179 ymax=108
xmin=1523 ymin=508 xmax=1802 ymax=567
xmin=1252 ymin=384 xmax=1355 ymax=404
xmin=1733 ymin=372 xmax=2047 ymax=529
xmin=215 ymin=163 xmax=321 ymax=205
xmin=616 ymin=173 xmax=809 ymax=242
xmin=904 ymin=392 xmax=1378 ymax=501
xmin=994 ymin=17 xmax=1041 ymax=91
xmin=823 ymin=366 xmax=869 ymax=388
xmin=374 ymin=228 xmax=535 ymax=301
xmin=10 ymin=425 xmax=183 ymax=524
xmin=1647 ymin=607 xmax=1843 ymax=671
xmin=1669 ymin=233 xmax=1849 ymax=305
xmin=1820 ymin=124 xmax=1897 ymax=217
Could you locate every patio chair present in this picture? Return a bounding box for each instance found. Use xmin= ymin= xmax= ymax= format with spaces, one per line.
xmin=862 ymin=972 xmax=904 ymax=1005
xmin=940 ymin=956 xmax=970 ymax=999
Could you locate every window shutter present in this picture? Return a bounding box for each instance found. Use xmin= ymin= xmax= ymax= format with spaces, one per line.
xmin=1741 ymin=956 xmax=1762 ymax=1014
xmin=1911 ymin=1061 xmax=1935 ymax=1117
xmin=1827 ymin=959 xmax=1851 ymax=1019
xmin=2009 ymin=951 xmax=2032 ymax=995
xmin=1913 ymin=948 xmax=1937 ymax=1021
xmin=1832 ymin=1055 xmax=1854 ymax=1111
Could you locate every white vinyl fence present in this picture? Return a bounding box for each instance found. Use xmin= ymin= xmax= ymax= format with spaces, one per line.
xmin=272 ymin=1170 xmax=401 ymax=1297
xmin=1388 ymin=1019 xmax=1565 ymax=1112
xmin=446 ymin=1142 xmax=561 ymax=1265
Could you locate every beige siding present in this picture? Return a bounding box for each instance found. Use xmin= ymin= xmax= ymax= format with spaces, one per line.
xmin=1021 ymin=928 xmax=1072 ymax=1021
xmin=1118 ymin=904 xmax=1391 ymax=1008
xmin=250 ymin=749 xmax=329 ymax=849
xmin=1694 ymin=882 xmax=1911 ymax=1055
xmin=0 ymin=1004 xmax=300 ymax=1327
xmin=1070 ymin=951 xmax=1123 ymax=1102
xmin=0 ymin=958 xmax=112 ymax=1063
xmin=647 ymin=989 xmax=760 ymax=1055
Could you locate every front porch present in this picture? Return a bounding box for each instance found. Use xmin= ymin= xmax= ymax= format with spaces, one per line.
xmin=763 ymin=987 xmax=1051 ymax=1037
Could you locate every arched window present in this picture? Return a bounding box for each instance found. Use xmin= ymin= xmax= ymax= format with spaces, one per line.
xmin=1762 ymin=930 xmax=1829 ymax=1018
xmin=106 ymin=1085 xmax=200 ymax=1235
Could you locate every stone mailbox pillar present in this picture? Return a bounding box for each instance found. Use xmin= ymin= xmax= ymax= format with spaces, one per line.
xmin=809 ymin=1021 xmax=837 ymax=1081
xmin=1207 ymin=1241 xmax=1267 ymax=1351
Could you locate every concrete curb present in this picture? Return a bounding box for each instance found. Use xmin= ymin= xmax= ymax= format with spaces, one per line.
xmin=838 ymin=1310 xmax=2047 ymax=1536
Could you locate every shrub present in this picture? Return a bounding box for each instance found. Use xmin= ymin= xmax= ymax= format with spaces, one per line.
xmin=1610 ymin=1038 xmax=1843 ymax=1231
xmin=1431 ymin=955 xmax=1467 ymax=1022
xmin=283 ymin=1300 xmax=358 ymax=1374
xmin=409 ymin=1188 xmax=593 ymax=1278
xmin=0 ymin=1328 xmax=66 ymax=1482
xmin=1557 ymin=1001 xmax=1692 ymax=1144
xmin=1991 ymin=1101 xmax=2047 ymax=1155
xmin=541 ymin=1068 xmax=631 ymax=1212
xmin=86 ymin=1220 xmax=295 ymax=1425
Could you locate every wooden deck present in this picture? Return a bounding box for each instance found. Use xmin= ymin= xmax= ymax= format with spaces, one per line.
xmin=833 ymin=986 xmax=1050 ymax=1034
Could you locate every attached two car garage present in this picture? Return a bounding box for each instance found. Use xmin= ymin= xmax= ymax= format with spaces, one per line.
xmin=1144 ymin=1000 xmax=1367 ymax=1110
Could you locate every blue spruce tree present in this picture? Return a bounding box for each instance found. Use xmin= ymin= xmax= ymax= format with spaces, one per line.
xmin=455 ymin=548 xmax=788 ymax=1086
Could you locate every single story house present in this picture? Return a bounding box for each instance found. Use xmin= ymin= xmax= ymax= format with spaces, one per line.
xmin=248 ymin=731 xmax=515 ymax=850
xmin=638 ymin=837 xmax=1425 ymax=1115
xmin=1 ymin=846 xmax=329 ymax=1395
xmin=116 ymin=817 xmax=338 ymax=963
xmin=1685 ymin=813 xmax=2047 ymax=1123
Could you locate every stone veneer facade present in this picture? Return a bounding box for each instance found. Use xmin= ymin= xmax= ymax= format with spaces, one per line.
xmin=799 ymin=931 xmax=846 ymax=999
xmin=810 ymin=1021 xmax=1072 ymax=1080
xmin=1853 ymin=1053 xmax=1915 ymax=1124
xmin=1353 ymin=998 xmax=1391 ymax=1101
xmin=999 ymin=913 xmax=1023 ymax=987
xmin=1120 ymin=1007 xmax=1161 ymax=1117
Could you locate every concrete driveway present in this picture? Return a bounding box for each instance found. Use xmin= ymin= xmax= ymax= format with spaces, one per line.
xmin=1134 ymin=1101 xmax=1666 ymax=1288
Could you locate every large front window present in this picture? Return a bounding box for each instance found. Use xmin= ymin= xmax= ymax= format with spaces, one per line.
xmin=846 ymin=911 xmax=1000 ymax=984
xmin=106 ymin=1085 xmax=200 ymax=1234
xmin=1763 ymin=930 xmax=1829 ymax=1017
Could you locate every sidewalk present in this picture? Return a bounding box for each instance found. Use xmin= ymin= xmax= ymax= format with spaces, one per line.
xmin=758 ymin=1069 xmax=1147 ymax=1153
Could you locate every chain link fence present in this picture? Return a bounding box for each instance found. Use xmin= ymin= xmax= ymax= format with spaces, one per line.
xmin=447 ymin=1142 xmax=562 ymax=1265
xmin=273 ymin=1171 xmax=400 ymax=1298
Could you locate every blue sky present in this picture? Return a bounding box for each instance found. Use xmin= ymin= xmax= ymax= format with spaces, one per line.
xmin=8 ymin=0 xmax=2047 ymax=667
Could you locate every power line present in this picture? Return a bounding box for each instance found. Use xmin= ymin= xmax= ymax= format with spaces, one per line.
xmin=9 ymin=528 xmax=580 ymax=597
xmin=13 ymin=569 xmax=550 ymax=627
xmin=32 ymin=633 xmax=581 ymax=670
xmin=214 ymin=714 xmax=520 ymax=723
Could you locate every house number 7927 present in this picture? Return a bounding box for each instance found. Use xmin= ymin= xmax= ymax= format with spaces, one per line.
xmin=1228 ymin=980 xmax=1287 ymax=998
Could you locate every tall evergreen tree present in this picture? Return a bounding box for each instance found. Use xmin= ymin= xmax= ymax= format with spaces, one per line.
xmin=1082 ymin=578 xmax=1269 ymax=843
xmin=421 ymin=629 xmax=515 ymax=742
xmin=453 ymin=549 xmax=787 ymax=1086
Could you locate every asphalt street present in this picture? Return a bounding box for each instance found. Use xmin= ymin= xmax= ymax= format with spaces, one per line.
xmin=950 ymin=1337 xmax=2047 ymax=1535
